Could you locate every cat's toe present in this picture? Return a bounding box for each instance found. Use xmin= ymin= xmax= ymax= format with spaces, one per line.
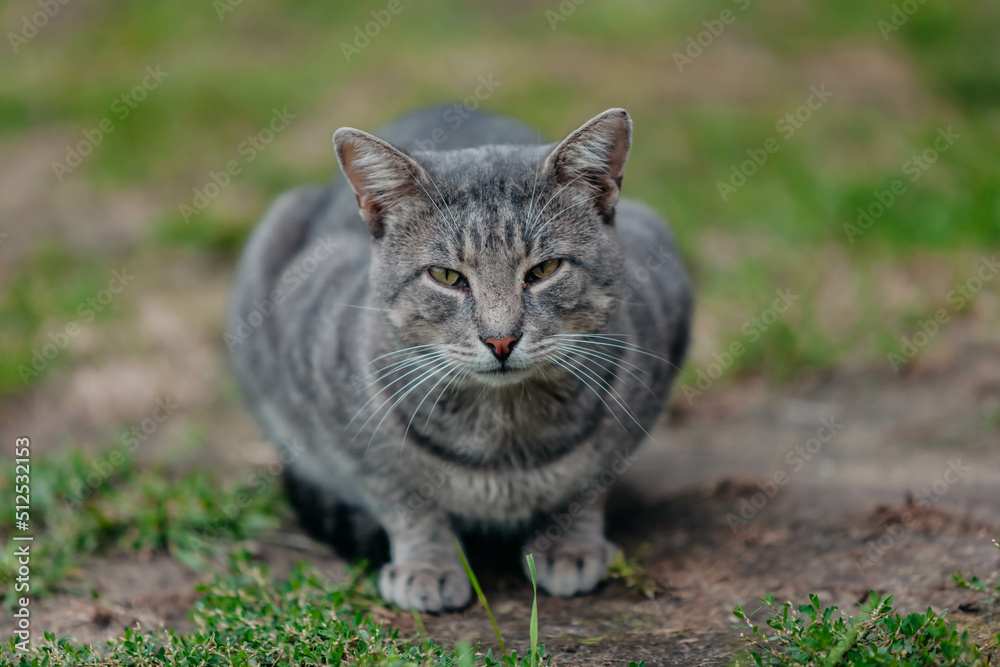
xmin=378 ymin=561 xmax=472 ymax=613
xmin=526 ymin=539 xmax=616 ymax=597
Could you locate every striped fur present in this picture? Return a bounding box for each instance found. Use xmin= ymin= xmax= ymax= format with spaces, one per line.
xmin=227 ymin=106 xmax=692 ymax=611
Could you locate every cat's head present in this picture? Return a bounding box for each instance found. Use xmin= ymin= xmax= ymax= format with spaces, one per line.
xmin=333 ymin=109 xmax=631 ymax=388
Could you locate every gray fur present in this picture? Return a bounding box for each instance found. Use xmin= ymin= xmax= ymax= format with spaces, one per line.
xmin=226 ymin=105 xmax=692 ymax=612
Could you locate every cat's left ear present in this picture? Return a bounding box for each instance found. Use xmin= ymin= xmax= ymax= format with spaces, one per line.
xmin=545 ymin=108 xmax=632 ymax=216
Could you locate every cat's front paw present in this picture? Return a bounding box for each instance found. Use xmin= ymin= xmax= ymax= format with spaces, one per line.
xmin=378 ymin=561 xmax=472 ymax=613
xmin=525 ymin=539 xmax=617 ymax=597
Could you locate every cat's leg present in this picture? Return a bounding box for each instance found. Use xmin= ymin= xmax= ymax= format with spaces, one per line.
xmin=375 ymin=508 xmax=472 ymax=613
xmin=523 ymin=499 xmax=616 ymax=597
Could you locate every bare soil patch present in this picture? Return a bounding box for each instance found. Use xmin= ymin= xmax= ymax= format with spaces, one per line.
xmin=6 ymin=335 xmax=998 ymax=665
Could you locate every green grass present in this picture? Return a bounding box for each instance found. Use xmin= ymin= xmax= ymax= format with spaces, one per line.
xmin=0 ymin=549 xmax=634 ymax=667
xmin=1 ymin=553 xmax=493 ymax=666
xmin=732 ymin=590 xmax=1000 ymax=666
xmin=151 ymin=210 xmax=255 ymax=257
xmin=0 ymin=446 xmax=557 ymax=665
xmin=732 ymin=541 xmax=1000 ymax=665
xmin=0 ymin=447 xmax=286 ymax=605
xmin=0 ymin=247 xmax=131 ymax=396
xmin=0 ymin=445 xmax=559 ymax=666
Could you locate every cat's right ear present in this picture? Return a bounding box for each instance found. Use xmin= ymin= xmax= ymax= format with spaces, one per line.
xmin=333 ymin=128 xmax=426 ymax=238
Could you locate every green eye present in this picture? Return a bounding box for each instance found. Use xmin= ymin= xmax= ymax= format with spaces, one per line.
xmin=529 ymin=258 xmax=561 ymax=281
xmin=429 ymin=266 xmax=464 ymax=286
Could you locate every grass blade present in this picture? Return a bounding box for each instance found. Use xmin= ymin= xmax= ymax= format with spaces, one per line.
xmin=410 ymin=606 xmax=427 ymax=646
xmin=455 ymin=539 xmax=506 ymax=658
xmin=527 ymin=553 xmax=538 ymax=667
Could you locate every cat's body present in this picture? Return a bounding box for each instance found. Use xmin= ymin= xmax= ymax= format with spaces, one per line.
xmin=227 ymin=106 xmax=692 ymax=611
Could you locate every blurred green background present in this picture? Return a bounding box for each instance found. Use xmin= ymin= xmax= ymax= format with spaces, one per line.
xmin=2 ymin=0 xmax=999 ymax=401
xmin=1 ymin=1 xmax=1000 ymax=659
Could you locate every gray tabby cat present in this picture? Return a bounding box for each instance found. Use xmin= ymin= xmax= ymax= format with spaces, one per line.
xmin=227 ymin=105 xmax=692 ymax=612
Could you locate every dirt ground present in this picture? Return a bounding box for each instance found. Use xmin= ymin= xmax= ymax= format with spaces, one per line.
xmin=5 ymin=323 xmax=999 ymax=666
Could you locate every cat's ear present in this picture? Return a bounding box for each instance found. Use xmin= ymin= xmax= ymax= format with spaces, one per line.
xmin=545 ymin=108 xmax=632 ymax=215
xmin=333 ymin=128 xmax=426 ymax=238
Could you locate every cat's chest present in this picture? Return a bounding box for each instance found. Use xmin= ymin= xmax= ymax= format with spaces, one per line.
xmin=412 ymin=389 xmax=600 ymax=468
xmin=392 ymin=394 xmax=613 ymax=521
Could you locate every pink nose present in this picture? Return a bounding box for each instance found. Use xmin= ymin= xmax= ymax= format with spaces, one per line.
xmin=483 ymin=335 xmax=519 ymax=361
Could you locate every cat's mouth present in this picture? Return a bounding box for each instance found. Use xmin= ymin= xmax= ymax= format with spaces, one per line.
xmin=469 ymin=363 xmax=536 ymax=387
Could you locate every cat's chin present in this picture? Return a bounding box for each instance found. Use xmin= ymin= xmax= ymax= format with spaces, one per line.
xmin=467 ymin=366 xmax=537 ymax=389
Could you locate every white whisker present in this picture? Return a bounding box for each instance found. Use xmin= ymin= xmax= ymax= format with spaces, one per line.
xmin=549 ymin=335 xmax=679 ymax=370
xmin=527 ymin=170 xmax=589 ymax=235
xmin=524 ymin=146 xmax=543 ymax=235
xmin=532 ymin=193 xmax=603 ymax=240
xmin=403 ymin=164 xmax=459 ymax=236
xmin=359 ymin=358 xmax=455 ymax=449
xmin=554 ymin=351 xmax=648 ymax=437
xmin=337 ymin=302 xmax=390 ymax=312
xmin=555 ymin=343 xmax=658 ymax=399
xmin=348 ymin=353 xmax=447 ymax=428
xmin=549 ymin=351 xmax=631 ymax=434
xmin=422 ymin=366 xmax=469 ymax=433
xmin=355 ymin=351 xmax=449 ymax=395
xmin=365 ymin=343 xmax=440 ymax=368
xmin=399 ymin=361 xmax=460 ymax=454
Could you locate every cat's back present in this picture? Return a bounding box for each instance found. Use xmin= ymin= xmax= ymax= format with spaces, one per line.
xmin=375 ymin=104 xmax=543 ymax=152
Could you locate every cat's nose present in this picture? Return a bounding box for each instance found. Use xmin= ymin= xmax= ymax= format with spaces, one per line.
xmin=482 ymin=335 xmax=519 ymax=362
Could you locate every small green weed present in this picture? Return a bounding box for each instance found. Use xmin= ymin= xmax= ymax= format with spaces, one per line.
xmin=607 ymin=544 xmax=658 ymax=600
xmin=732 ymin=590 xmax=999 ymax=666
xmin=953 ymin=538 xmax=1000 ymax=605
xmin=954 ymin=571 xmax=1000 ymax=606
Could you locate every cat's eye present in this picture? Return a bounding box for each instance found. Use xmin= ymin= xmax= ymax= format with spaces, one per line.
xmin=528 ymin=258 xmax=561 ymax=282
xmin=429 ymin=266 xmax=466 ymax=287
